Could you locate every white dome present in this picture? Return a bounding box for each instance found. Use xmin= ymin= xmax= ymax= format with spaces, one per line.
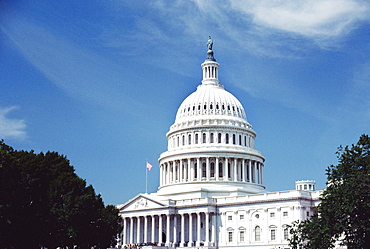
xmin=175 ymin=83 xmax=247 ymax=124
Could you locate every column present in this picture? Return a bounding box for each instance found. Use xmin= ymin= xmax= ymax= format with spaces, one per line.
xmin=211 ymin=213 xmax=216 ymax=246
xmin=206 ymin=157 xmax=210 ymax=181
xmin=180 ymin=160 xmax=183 ymax=182
xmin=158 ymin=215 xmax=162 ymax=246
xmin=129 ymin=217 xmax=133 ymax=244
xmin=242 ymin=159 xmax=246 ymax=182
xmin=188 ymin=213 xmax=193 ymax=247
xmin=174 ymin=215 xmax=177 ymax=246
xmin=137 ymin=216 xmax=141 ymax=243
xmin=215 ymin=157 xmax=219 ymax=181
xmin=233 ymin=158 xmax=238 ymax=181
xmin=196 ymin=212 xmax=201 ymax=246
xmin=189 ymin=158 xmax=194 ymax=181
xmin=144 ymin=216 xmax=148 ymax=243
xmin=160 ymin=164 xmax=163 ymax=186
xmin=261 ymin=163 xmax=264 ymax=185
xmin=205 ymin=212 xmax=210 ymax=246
xmin=123 ymin=217 xmax=127 ymax=245
xmin=151 ymin=215 xmax=155 ymax=243
xmin=225 ymin=157 xmax=229 ymax=180
xmin=248 ymin=160 xmax=252 ymax=183
xmin=180 ymin=214 xmax=185 ymax=247
xmin=166 ymin=214 xmax=170 ymax=246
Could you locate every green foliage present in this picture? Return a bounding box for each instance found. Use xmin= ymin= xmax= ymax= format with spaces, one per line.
xmin=0 ymin=140 xmax=122 ymax=249
xmin=289 ymin=134 xmax=370 ymax=249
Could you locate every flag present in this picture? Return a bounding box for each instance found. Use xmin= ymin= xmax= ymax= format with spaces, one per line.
xmin=146 ymin=162 xmax=153 ymax=171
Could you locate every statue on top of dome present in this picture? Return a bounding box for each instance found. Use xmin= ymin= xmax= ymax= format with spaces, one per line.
xmin=207 ymin=36 xmax=213 ymax=51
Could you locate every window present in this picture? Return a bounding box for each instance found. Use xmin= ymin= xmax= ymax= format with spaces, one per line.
xmin=228 ymin=216 xmax=232 ymax=221
xmin=177 ymin=137 xmax=179 ymax=147
xmin=218 ymin=133 xmax=222 ymax=143
xmin=255 ymin=226 xmax=261 ymax=241
xmin=307 ymin=211 xmax=310 ymax=217
xmin=283 ymin=211 xmax=288 ymax=217
xmin=226 ymin=134 xmax=229 ymax=144
xmin=240 ymin=231 xmax=245 ymax=242
xmin=284 ymin=228 xmax=289 ymax=240
xmin=188 ymin=134 xmax=191 ymax=145
xmin=228 ymin=163 xmax=231 ymax=178
xmin=195 ymin=134 xmax=198 ymax=144
xmin=210 ymin=133 xmax=214 ymax=143
xmin=240 ymin=215 xmax=244 ymax=220
xmin=194 ymin=163 xmax=197 ymax=179
xmin=219 ymin=162 xmax=223 ymax=177
xmin=203 ymin=133 xmax=206 ymax=143
xmin=202 ymin=163 xmax=206 ymax=178
xmin=271 ymin=229 xmax=276 ymax=241
xmin=270 ymin=212 xmax=275 ymax=218
xmin=239 ymin=135 xmax=242 ymax=145
xmin=182 ymin=135 xmax=185 ymax=146
xmin=228 ymin=231 xmax=233 ymax=242
xmin=233 ymin=134 xmax=236 ymax=144
xmin=244 ymin=136 xmax=247 ymax=146
xmin=210 ymin=162 xmax=215 ymax=178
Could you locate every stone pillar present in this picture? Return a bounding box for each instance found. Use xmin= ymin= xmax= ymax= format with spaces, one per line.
xmin=166 ymin=214 xmax=170 ymax=246
xmin=180 ymin=160 xmax=183 ymax=183
xmin=215 ymin=157 xmax=219 ymax=181
xmin=205 ymin=212 xmax=210 ymax=246
xmin=248 ymin=160 xmax=252 ymax=183
xmin=137 ymin=216 xmax=141 ymax=243
xmin=180 ymin=214 xmax=185 ymax=247
xmin=206 ymin=157 xmax=210 ymax=181
xmin=225 ymin=157 xmax=229 ymax=180
xmin=261 ymin=163 xmax=264 ymax=185
xmin=144 ymin=215 xmax=148 ymax=243
xmin=158 ymin=215 xmax=162 ymax=246
xmin=151 ymin=215 xmax=155 ymax=243
xmin=174 ymin=214 xmax=177 ymax=246
xmin=188 ymin=213 xmax=193 ymax=247
xmin=211 ymin=213 xmax=216 ymax=246
xmin=129 ymin=217 xmax=133 ymax=244
xmin=233 ymin=158 xmax=238 ymax=181
xmin=189 ymin=158 xmax=194 ymax=181
xmin=196 ymin=212 xmax=201 ymax=247
xmin=123 ymin=217 xmax=127 ymax=245
xmin=242 ymin=159 xmax=246 ymax=182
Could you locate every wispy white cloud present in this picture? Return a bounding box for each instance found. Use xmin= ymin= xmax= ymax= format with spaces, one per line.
xmin=230 ymin=0 xmax=370 ymax=38
xmin=0 ymin=106 xmax=27 ymax=140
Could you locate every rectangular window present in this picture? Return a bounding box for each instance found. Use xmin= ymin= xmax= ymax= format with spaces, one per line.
xmin=195 ymin=134 xmax=198 ymax=144
xmin=283 ymin=211 xmax=288 ymax=217
xmin=240 ymin=231 xmax=245 ymax=242
xmin=240 ymin=214 xmax=244 ymax=220
xmin=271 ymin=229 xmax=276 ymax=240
xmin=270 ymin=212 xmax=275 ymax=218
xmin=203 ymin=133 xmax=206 ymax=143
xmin=284 ymin=228 xmax=289 ymax=240
xmin=210 ymin=133 xmax=214 ymax=143
xmin=228 ymin=231 xmax=233 ymax=242
xmin=228 ymin=216 xmax=232 ymax=221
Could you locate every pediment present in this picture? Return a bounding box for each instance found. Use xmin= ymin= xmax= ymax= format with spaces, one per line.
xmin=119 ymin=194 xmax=166 ymax=212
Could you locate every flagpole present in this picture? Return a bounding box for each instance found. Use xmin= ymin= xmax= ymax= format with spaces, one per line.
xmin=146 ymin=160 xmax=148 ymax=194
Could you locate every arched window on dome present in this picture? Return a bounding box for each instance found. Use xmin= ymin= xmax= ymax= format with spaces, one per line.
xmin=177 ymin=136 xmax=179 ymax=147
xmin=195 ymin=134 xmax=199 ymax=144
xmin=218 ymin=133 xmax=222 ymax=143
xmin=210 ymin=103 xmax=213 ymax=109
xmin=226 ymin=134 xmax=229 ymax=144
xmin=182 ymin=135 xmax=185 ymax=146
xmin=219 ymin=162 xmax=223 ymax=178
xmin=228 ymin=163 xmax=231 ymax=179
xmin=202 ymin=162 xmax=206 ymax=178
xmin=188 ymin=134 xmax=191 ymax=145
xmin=233 ymin=134 xmax=236 ymax=144
xmin=210 ymin=133 xmax=214 ymax=143
xmin=216 ymin=103 xmax=219 ymax=109
xmin=244 ymin=136 xmax=247 ymax=146
xmin=239 ymin=135 xmax=242 ymax=145
xmin=222 ymin=104 xmax=225 ymax=110
xmin=203 ymin=133 xmax=206 ymax=143
xmin=210 ymin=162 xmax=215 ymax=178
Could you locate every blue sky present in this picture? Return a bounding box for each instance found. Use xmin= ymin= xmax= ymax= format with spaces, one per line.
xmin=1 ymin=0 xmax=369 ymax=205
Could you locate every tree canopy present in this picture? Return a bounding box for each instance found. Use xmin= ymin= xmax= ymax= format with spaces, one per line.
xmin=289 ymin=134 xmax=370 ymax=249
xmin=0 ymin=140 xmax=121 ymax=249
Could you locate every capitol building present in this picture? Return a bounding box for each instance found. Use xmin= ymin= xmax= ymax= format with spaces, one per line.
xmin=117 ymin=40 xmax=321 ymax=249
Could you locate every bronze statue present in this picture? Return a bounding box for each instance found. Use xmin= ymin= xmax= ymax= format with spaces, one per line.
xmin=207 ymin=36 xmax=213 ymax=51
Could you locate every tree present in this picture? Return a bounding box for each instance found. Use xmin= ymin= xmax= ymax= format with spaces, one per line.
xmin=0 ymin=140 xmax=121 ymax=248
xmin=289 ymin=134 xmax=370 ymax=249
